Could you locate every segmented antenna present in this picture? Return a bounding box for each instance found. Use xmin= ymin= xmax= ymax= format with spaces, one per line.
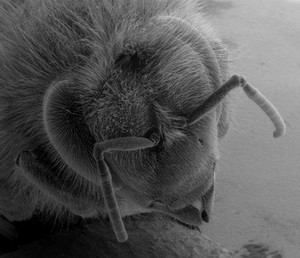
xmin=93 ymin=135 xmax=159 ymax=242
xmin=187 ymin=75 xmax=286 ymax=138
xmin=240 ymin=77 xmax=286 ymax=138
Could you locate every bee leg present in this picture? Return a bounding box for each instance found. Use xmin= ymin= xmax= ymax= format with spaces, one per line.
xmin=201 ymin=183 xmax=215 ymax=223
xmin=16 ymin=151 xmax=104 ymax=217
xmin=0 ymin=215 xmax=18 ymax=253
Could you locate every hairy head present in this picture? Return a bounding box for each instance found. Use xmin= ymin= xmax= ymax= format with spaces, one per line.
xmin=0 ymin=0 xmax=285 ymax=243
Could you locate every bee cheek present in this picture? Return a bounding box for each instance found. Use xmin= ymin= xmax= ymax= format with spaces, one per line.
xmin=16 ymin=150 xmax=105 ymax=218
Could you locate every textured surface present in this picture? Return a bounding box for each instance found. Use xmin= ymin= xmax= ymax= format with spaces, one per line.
xmin=1 ymin=214 xmax=233 ymax=258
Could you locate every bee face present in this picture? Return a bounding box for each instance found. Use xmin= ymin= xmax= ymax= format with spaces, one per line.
xmin=0 ymin=0 xmax=285 ymax=243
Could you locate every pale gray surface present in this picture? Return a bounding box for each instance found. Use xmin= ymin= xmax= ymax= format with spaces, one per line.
xmin=201 ymin=0 xmax=300 ymax=257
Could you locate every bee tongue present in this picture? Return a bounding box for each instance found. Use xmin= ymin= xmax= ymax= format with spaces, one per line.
xmin=149 ymin=201 xmax=202 ymax=226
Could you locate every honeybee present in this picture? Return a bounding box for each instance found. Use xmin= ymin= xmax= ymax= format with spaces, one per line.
xmin=0 ymin=0 xmax=285 ymax=243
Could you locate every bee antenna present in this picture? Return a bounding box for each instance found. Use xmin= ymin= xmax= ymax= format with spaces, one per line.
xmin=239 ymin=77 xmax=286 ymax=138
xmin=93 ymin=133 xmax=159 ymax=242
xmin=187 ymin=75 xmax=286 ymax=138
xmin=187 ymin=75 xmax=240 ymax=125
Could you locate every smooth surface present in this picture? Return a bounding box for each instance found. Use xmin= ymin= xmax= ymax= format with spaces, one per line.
xmin=202 ymin=0 xmax=300 ymax=257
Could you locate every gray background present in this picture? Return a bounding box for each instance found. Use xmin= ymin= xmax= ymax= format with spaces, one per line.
xmin=201 ymin=0 xmax=300 ymax=257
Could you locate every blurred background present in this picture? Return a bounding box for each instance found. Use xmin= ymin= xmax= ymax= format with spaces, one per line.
xmin=201 ymin=0 xmax=300 ymax=257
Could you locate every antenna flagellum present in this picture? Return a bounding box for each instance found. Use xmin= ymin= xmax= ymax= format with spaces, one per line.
xmin=95 ymin=156 xmax=128 ymax=242
xmin=187 ymin=75 xmax=241 ymax=125
xmin=187 ymin=75 xmax=286 ymax=138
xmin=93 ymin=136 xmax=159 ymax=242
xmin=240 ymin=79 xmax=286 ymax=138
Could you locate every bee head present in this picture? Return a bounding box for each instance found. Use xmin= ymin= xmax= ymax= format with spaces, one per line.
xmin=43 ymin=15 xmax=285 ymax=242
